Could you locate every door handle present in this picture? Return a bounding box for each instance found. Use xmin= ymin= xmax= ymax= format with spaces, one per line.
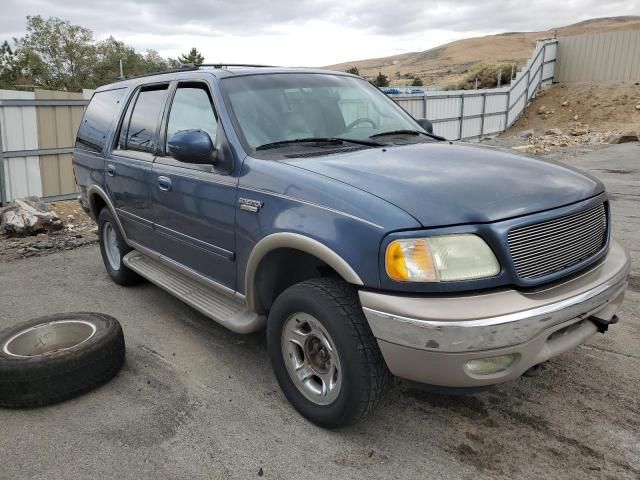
xmin=158 ymin=176 xmax=172 ymax=192
xmin=106 ymin=164 xmax=116 ymax=177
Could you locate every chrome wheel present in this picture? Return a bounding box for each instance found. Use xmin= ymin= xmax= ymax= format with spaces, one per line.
xmin=281 ymin=312 xmax=342 ymax=405
xmin=102 ymin=221 xmax=121 ymax=270
xmin=3 ymin=320 xmax=97 ymax=358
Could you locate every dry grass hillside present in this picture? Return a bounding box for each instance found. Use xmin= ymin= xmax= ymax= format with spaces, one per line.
xmin=325 ymin=16 xmax=640 ymax=87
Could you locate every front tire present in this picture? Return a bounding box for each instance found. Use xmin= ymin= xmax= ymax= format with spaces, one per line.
xmin=98 ymin=208 xmax=141 ymax=286
xmin=267 ymin=278 xmax=391 ymax=428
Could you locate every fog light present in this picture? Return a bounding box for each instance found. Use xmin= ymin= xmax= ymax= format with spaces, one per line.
xmin=464 ymin=354 xmax=517 ymax=376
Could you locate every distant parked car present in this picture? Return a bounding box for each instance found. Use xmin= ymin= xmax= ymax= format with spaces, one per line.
xmin=73 ymin=65 xmax=630 ymax=427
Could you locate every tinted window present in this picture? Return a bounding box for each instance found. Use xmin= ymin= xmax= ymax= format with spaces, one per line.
xmin=121 ymin=85 xmax=168 ymax=154
xmin=75 ymin=88 xmax=126 ymax=153
xmin=166 ymin=85 xmax=217 ymax=149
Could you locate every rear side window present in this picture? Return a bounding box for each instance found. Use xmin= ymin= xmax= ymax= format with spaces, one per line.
xmin=75 ymin=88 xmax=126 ymax=153
xmin=117 ymin=85 xmax=169 ymax=154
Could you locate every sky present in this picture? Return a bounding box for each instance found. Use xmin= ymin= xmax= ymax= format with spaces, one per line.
xmin=2 ymin=1 xmax=639 ymax=67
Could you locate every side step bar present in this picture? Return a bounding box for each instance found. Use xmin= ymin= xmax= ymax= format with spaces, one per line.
xmin=123 ymin=251 xmax=265 ymax=333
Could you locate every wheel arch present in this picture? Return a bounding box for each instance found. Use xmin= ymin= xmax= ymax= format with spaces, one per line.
xmin=245 ymin=233 xmax=363 ymax=314
xmin=87 ymin=185 xmax=128 ymax=244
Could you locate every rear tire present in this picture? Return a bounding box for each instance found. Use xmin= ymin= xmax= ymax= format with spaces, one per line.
xmin=98 ymin=208 xmax=142 ymax=286
xmin=267 ymin=277 xmax=391 ymax=428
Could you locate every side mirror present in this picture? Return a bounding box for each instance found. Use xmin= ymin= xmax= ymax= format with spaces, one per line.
xmin=167 ymin=129 xmax=216 ymax=164
xmin=416 ymin=118 xmax=433 ymax=134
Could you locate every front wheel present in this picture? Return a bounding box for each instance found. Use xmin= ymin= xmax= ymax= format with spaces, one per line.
xmin=267 ymin=278 xmax=391 ymax=428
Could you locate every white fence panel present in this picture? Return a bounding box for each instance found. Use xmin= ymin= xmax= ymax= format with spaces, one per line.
xmin=0 ymin=90 xmax=42 ymax=202
xmin=434 ymin=120 xmax=460 ymax=140
xmin=390 ymin=39 xmax=557 ymax=141
xmin=483 ymin=115 xmax=506 ymax=135
xmin=462 ymin=95 xmax=483 ymax=116
xmin=426 ymin=96 xmax=461 ymax=121
xmin=462 ymin=117 xmax=482 ymax=139
xmin=396 ymin=97 xmax=424 ymax=118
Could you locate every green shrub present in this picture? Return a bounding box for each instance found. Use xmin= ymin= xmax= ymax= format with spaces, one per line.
xmin=455 ymin=63 xmax=515 ymax=90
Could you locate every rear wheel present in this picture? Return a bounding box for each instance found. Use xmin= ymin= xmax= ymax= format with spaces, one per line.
xmin=267 ymin=277 xmax=391 ymax=428
xmin=98 ymin=208 xmax=141 ymax=286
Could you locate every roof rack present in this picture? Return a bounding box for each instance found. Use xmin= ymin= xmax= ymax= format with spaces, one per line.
xmin=180 ymin=63 xmax=275 ymax=69
xmin=113 ymin=63 xmax=276 ymax=83
xmin=113 ymin=64 xmax=198 ymax=82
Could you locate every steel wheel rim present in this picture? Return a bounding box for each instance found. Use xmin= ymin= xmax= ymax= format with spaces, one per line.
xmin=102 ymin=221 xmax=121 ymax=270
xmin=281 ymin=312 xmax=342 ymax=406
xmin=3 ymin=320 xmax=97 ymax=358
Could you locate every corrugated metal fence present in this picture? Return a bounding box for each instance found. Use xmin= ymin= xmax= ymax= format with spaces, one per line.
xmin=554 ymin=30 xmax=640 ymax=82
xmin=389 ymin=39 xmax=557 ymax=141
xmin=0 ymin=89 xmax=90 ymax=204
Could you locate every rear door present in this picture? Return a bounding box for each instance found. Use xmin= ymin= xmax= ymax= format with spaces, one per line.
xmin=151 ymin=80 xmax=238 ymax=290
xmin=106 ymin=83 xmax=170 ymax=250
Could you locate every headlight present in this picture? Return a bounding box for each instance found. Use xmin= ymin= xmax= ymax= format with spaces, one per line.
xmin=385 ymin=234 xmax=500 ymax=282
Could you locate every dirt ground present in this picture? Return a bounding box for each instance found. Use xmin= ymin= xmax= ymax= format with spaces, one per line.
xmin=0 ymin=200 xmax=96 ymax=261
xmin=483 ymin=81 xmax=640 ymax=160
xmin=511 ymin=81 xmax=640 ymax=134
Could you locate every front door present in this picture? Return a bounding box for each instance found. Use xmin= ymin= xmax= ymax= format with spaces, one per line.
xmin=106 ymin=83 xmax=170 ymax=251
xmin=151 ymin=81 xmax=237 ymax=290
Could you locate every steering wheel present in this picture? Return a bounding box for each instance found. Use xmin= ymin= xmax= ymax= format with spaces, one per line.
xmin=346 ymin=118 xmax=377 ymax=130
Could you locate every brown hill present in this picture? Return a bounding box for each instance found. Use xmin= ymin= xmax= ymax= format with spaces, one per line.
xmin=325 ymin=16 xmax=640 ymax=87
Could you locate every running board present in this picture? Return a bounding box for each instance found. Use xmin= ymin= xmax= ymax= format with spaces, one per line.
xmin=123 ymin=251 xmax=265 ymax=333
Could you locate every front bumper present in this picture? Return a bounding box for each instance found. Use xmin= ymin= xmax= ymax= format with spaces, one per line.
xmin=360 ymin=240 xmax=630 ymax=387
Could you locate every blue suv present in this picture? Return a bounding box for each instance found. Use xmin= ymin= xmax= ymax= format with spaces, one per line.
xmin=74 ymin=65 xmax=630 ymax=427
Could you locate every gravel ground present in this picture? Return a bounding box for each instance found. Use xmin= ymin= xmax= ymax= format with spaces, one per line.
xmin=0 ymin=144 xmax=638 ymax=480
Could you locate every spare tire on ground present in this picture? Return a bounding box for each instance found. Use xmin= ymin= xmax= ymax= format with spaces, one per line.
xmin=0 ymin=312 xmax=125 ymax=408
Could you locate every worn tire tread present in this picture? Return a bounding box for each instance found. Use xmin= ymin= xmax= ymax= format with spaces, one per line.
xmin=0 ymin=312 xmax=125 ymax=408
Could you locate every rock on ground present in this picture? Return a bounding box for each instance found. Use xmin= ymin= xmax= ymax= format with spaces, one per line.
xmin=518 ymin=129 xmax=535 ymax=138
xmin=0 ymin=197 xmax=63 ymax=237
xmin=608 ymin=131 xmax=639 ymax=144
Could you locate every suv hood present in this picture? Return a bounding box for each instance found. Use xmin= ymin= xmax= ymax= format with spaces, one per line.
xmin=283 ymin=142 xmax=604 ymax=227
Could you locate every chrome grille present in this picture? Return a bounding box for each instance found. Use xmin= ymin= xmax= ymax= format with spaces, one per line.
xmin=508 ymin=203 xmax=607 ymax=279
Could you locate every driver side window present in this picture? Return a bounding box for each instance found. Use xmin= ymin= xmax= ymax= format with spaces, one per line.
xmin=166 ymin=84 xmax=218 ymax=150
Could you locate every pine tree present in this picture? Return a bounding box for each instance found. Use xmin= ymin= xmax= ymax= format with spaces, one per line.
xmin=178 ymin=47 xmax=205 ymax=65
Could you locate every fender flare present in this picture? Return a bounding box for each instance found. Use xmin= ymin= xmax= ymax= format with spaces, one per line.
xmin=86 ymin=185 xmax=129 ymax=244
xmin=244 ymin=232 xmax=364 ymax=312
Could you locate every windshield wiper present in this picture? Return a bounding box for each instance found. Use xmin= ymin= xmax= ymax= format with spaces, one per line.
xmin=369 ymin=129 xmax=445 ymax=141
xmin=256 ymin=137 xmax=385 ymax=151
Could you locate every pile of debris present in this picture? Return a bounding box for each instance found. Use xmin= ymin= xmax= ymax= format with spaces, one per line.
xmin=0 ymin=197 xmax=98 ymax=261
xmin=0 ymin=197 xmax=64 ymax=237
xmin=510 ymin=127 xmax=638 ymax=155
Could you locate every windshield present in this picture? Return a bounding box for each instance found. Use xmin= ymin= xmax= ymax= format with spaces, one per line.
xmin=220 ymin=73 xmax=427 ymax=153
